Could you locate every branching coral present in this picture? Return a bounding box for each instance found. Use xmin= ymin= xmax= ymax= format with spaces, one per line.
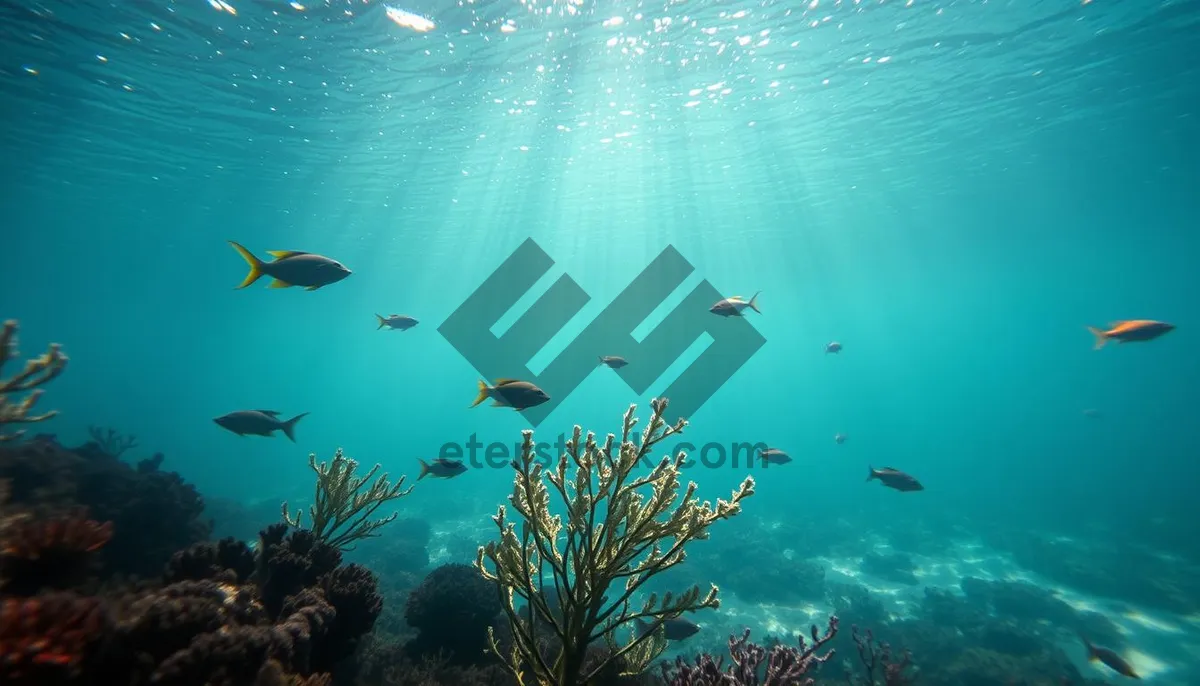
xmin=282 ymin=447 xmax=414 ymax=551
xmin=662 ymin=623 xmax=839 ymax=686
xmin=476 ymin=397 xmax=755 ymax=686
xmin=86 ymin=425 xmax=139 ymax=459
xmin=847 ymin=625 xmax=915 ymax=686
xmin=0 ymin=320 xmax=68 ymax=442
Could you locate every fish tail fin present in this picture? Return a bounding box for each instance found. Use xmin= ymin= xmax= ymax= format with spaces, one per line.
xmin=376 ymin=314 xmax=387 ymax=330
xmin=1088 ymin=326 xmax=1109 ymax=350
xmin=866 ymin=465 xmax=877 ymax=482
xmin=598 ymin=356 xmax=604 ymax=365
xmin=418 ymin=458 xmax=430 ymax=480
xmin=280 ymin=412 xmax=309 ymax=442
xmin=471 ymin=379 xmax=490 ymax=408
xmin=748 ymin=291 xmax=761 ymax=314
xmin=229 ymin=241 xmax=266 ymax=289
xmin=1079 ymin=633 xmax=1098 ymax=661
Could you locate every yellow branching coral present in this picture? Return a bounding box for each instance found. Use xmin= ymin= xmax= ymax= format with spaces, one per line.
xmin=0 ymin=319 xmax=68 ymax=442
xmin=476 ymin=397 xmax=755 ymax=686
xmin=282 ymin=447 xmax=413 ymax=551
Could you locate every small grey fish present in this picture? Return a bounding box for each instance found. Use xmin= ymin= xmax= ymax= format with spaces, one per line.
xmin=835 ymin=433 xmax=847 ymax=444
xmin=758 ymin=447 xmax=792 ymax=466
xmin=214 ymin=410 xmax=309 ymax=442
xmin=599 ymin=355 xmax=628 ymax=369
xmin=710 ymin=291 xmax=761 ymax=317
xmin=229 ymin=241 xmax=351 ymax=291
xmin=471 ymin=379 xmax=550 ymax=410
xmin=867 ymin=465 xmax=924 ymax=492
xmin=825 ymin=341 xmax=842 ymax=354
xmin=376 ymin=314 xmax=419 ymax=331
xmin=636 ymin=617 xmax=701 ymax=641
xmin=418 ymin=457 xmax=467 ymax=480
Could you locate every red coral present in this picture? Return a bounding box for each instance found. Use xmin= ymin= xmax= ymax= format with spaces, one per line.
xmin=0 ymin=592 xmax=108 ymax=683
xmin=1 ymin=508 xmax=113 ymax=560
xmin=1 ymin=508 xmax=114 ymax=594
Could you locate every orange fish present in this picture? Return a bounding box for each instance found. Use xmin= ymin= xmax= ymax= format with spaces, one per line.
xmin=1087 ymin=320 xmax=1174 ymax=350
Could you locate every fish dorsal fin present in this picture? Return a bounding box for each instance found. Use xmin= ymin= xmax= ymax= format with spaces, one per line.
xmin=389 ymin=313 xmax=401 ymax=317
xmin=255 ymin=410 xmax=281 ymax=416
xmin=494 ymin=378 xmax=522 ymax=385
xmin=267 ymin=250 xmax=310 ymax=261
xmin=434 ymin=457 xmax=461 ymax=466
xmin=880 ymin=466 xmax=898 ymax=472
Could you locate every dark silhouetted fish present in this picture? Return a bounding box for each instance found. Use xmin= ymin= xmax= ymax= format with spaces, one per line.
xmin=214 ymin=410 xmax=309 ymax=442
xmin=825 ymin=341 xmax=842 ymax=354
xmin=709 ymin=291 xmax=761 ymax=317
xmin=471 ymin=379 xmax=550 ymax=410
xmin=867 ymin=465 xmax=923 ymax=492
xmin=418 ymin=457 xmax=467 ymax=480
xmin=1087 ymin=320 xmax=1174 ymax=349
xmin=228 ymin=241 xmax=351 ymax=290
xmin=377 ymin=314 xmax=419 ymax=331
xmin=635 ymin=616 xmax=701 ymax=641
xmin=758 ymin=447 xmax=792 ymax=466
xmin=599 ymin=355 xmax=628 ymax=369
xmin=835 ymin=433 xmax=847 ymax=444
xmin=1082 ymin=635 xmax=1140 ymax=679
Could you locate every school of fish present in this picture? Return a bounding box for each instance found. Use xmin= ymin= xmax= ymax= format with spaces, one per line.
xmin=216 ymin=242 xmax=1174 ymax=670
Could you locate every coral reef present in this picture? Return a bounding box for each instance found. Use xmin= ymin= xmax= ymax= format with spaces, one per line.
xmin=845 ymin=625 xmax=914 ymax=685
xmin=0 ymin=319 xmax=68 ymax=442
xmin=404 ymin=562 xmax=503 ymax=665
xmin=164 ymin=536 xmax=257 ymax=584
xmin=0 ymin=592 xmax=109 ymax=684
xmin=353 ymin=637 xmax=512 ymax=686
xmin=662 ymin=622 xmax=839 ymax=685
xmin=477 ymin=398 xmax=755 ymax=685
xmin=283 ymin=447 xmax=414 ymax=551
xmin=0 ymin=506 xmax=113 ymax=594
xmin=0 ymin=506 xmax=383 ymax=686
xmin=0 ymin=437 xmax=210 ymax=579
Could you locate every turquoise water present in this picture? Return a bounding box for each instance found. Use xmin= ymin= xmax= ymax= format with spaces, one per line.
xmin=2 ymin=0 xmax=1198 ymax=682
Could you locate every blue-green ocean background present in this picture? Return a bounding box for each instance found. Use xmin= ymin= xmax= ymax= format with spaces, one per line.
xmin=1 ymin=0 xmax=1198 ymax=676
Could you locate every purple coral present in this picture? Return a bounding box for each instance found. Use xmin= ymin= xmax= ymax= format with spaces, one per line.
xmin=663 ymin=616 xmax=839 ymax=685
